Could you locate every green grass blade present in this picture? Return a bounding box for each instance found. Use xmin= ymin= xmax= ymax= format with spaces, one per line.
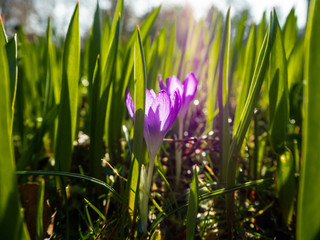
xmin=17 ymin=105 xmax=59 ymax=170
xmin=16 ymin=170 xmax=123 ymax=202
xmin=89 ymin=15 xmax=120 ymax=178
xmin=0 ymin=34 xmax=30 ymax=240
xmin=88 ymin=1 xmax=101 ymax=94
xmin=268 ymin=10 xmax=289 ymax=154
xmin=277 ymin=150 xmax=295 ymax=226
xmin=283 ymin=9 xmax=297 ymax=59
xmin=218 ymin=7 xmax=231 ymax=183
xmin=101 ymin=14 xmax=111 ymax=72
xmin=206 ymin=19 xmax=222 ymax=132
xmin=230 ymin=12 xmax=276 ymax=157
xmin=110 ymin=0 xmax=123 ymax=40
xmin=256 ymin=12 xmax=267 ymax=52
xmin=186 ymin=166 xmax=199 ymax=240
xmin=84 ymin=198 xmax=106 ymax=221
xmin=127 ymin=26 xmax=146 ymax=231
xmin=297 ymin=0 xmax=320 ymax=239
xmin=0 ymin=16 xmax=7 ymax=46
xmin=233 ymin=24 xmax=256 ymax=136
xmin=163 ymin=23 xmax=175 ymax=78
xmin=5 ymin=35 xmax=18 ymax=131
xmin=43 ymin=17 xmax=53 ymax=115
xmin=36 ymin=179 xmax=45 ymax=240
xmin=55 ymin=2 xmax=80 ymax=172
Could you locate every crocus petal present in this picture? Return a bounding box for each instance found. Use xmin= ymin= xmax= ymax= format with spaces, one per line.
xmin=125 ymin=87 xmax=135 ymax=120
xmin=163 ymin=90 xmax=181 ymax=133
xmin=179 ymin=73 xmax=198 ymax=120
xmin=149 ymin=90 xmax=171 ymax=131
xmin=183 ymin=73 xmax=198 ymax=101
xmin=145 ymin=89 xmax=156 ymax=114
xmin=166 ymin=76 xmax=183 ymax=95
xmin=144 ymin=106 xmax=163 ymax=158
xmin=158 ymin=75 xmax=167 ymax=92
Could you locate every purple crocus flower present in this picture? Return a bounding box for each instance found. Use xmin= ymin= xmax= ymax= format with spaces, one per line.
xmin=125 ymin=88 xmax=181 ymax=160
xmin=158 ymin=73 xmax=198 ymax=122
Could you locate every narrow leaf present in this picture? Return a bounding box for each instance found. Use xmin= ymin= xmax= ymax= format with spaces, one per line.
xmin=277 ymin=150 xmax=295 ymax=226
xmin=0 ymin=33 xmax=30 ymax=240
xmin=297 ymin=0 xmax=320 ymax=239
xmin=55 ymin=2 xmax=80 ymax=172
xmin=268 ymin=11 xmax=289 ymax=154
xmin=186 ymin=166 xmax=199 ymax=240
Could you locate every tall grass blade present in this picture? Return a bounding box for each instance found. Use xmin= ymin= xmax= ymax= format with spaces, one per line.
xmin=186 ymin=166 xmax=199 ymax=240
xmin=0 ymin=34 xmax=30 ymax=240
xmin=268 ymin=11 xmax=289 ymax=154
xmin=218 ymin=7 xmax=231 ymax=183
xmin=0 ymin=16 xmax=7 ymax=46
xmin=55 ymin=2 xmax=80 ymax=172
xmin=89 ymin=15 xmax=120 ymax=178
xmin=206 ymin=19 xmax=222 ymax=132
xmin=5 ymin=35 xmax=18 ymax=130
xmin=297 ymin=0 xmax=320 ymax=239
xmin=36 ymin=179 xmax=45 ymax=240
xmin=283 ymin=9 xmax=297 ymax=59
xmin=230 ymin=12 xmax=276 ymax=157
xmin=127 ymin=26 xmax=146 ymax=233
xmin=163 ymin=23 xmax=175 ymax=78
xmin=233 ymin=24 xmax=256 ymax=136
xmin=88 ymin=1 xmax=101 ymax=99
xmin=277 ymin=150 xmax=295 ymax=226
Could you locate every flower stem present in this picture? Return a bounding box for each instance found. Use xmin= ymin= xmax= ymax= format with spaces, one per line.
xmin=175 ymin=118 xmax=184 ymax=187
xmin=140 ymin=153 xmax=156 ymax=232
xmin=146 ymin=154 xmax=156 ymax=195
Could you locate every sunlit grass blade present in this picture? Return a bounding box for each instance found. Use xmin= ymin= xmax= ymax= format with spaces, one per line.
xmin=268 ymin=10 xmax=289 ymax=154
xmin=288 ymin=39 xmax=304 ymax=126
xmin=0 ymin=16 xmax=7 ymax=45
xmin=283 ymin=9 xmax=297 ymax=59
xmin=277 ymin=150 xmax=295 ymax=226
xmin=126 ymin=26 xmax=146 ymax=234
xmin=205 ymin=18 xmax=222 ymax=132
xmin=229 ymin=10 xmax=247 ymax=88
xmin=254 ymin=132 xmax=267 ymax=179
xmin=101 ymin=14 xmax=110 ymax=71
xmin=233 ymin=24 xmax=256 ymax=136
xmin=230 ymin=11 xmax=276 ymax=157
xmin=0 ymin=34 xmax=30 ymax=240
xmin=217 ymin=8 xmax=234 ymax=235
xmin=297 ymin=0 xmax=320 ymax=239
xmin=186 ymin=166 xmax=199 ymax=240
xmin=146 ymin=34 xmax=159 ymax=89
xmin=163 ymin=22 xmax=175 ymax=78
xmin=110 ymin=0 xmax=123 ymax=42
xmin=256 ymin=12 xmax=267 ymax=52
xmin=55 ymin=2 xmax=80 ymax=172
